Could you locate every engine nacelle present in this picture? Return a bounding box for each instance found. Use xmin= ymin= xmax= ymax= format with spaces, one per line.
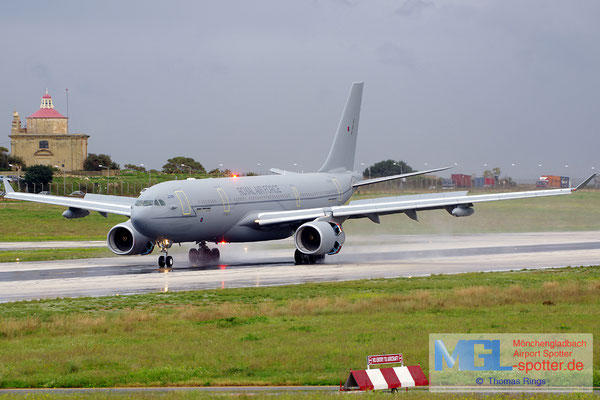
xmin=294 ymin=220 xmax=345 ymax=256
xmin=62 ymin=207 xmax=90 ymax=219
xmin=107 ymin=220 xmax=155 ymax=255
xmin=448 ymin=205 xmax=475 ymax=217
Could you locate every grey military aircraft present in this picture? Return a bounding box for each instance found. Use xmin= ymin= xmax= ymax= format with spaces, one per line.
xmin=3 ymin=82 xmax=595 ymax=268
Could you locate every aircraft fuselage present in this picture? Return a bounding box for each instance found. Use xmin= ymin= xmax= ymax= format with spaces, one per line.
xmin=131 ymin=171 xmax=361 ymax=244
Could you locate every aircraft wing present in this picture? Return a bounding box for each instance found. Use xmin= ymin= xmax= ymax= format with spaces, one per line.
xmin=2 ymin=178 xmax=133 ymax=217
xmin=352 ymin=166 xmax=452 ymax=188
xmin=255 ymin=174 xmax=596 ymax=227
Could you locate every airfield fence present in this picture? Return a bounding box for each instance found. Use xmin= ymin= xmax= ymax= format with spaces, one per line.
xmin=2 ymin=174 xmax=599 ymax=198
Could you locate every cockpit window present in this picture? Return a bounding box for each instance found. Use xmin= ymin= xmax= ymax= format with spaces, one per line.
xmin=158 ymin=199 xmax=166 ymax=206
xmin=154 ymin=199 xmax=161 ymax=206
xmin=142 ymin=200 xmax=153 ymax=206
xmin=135 ymin=200 xmax=143 ymax=206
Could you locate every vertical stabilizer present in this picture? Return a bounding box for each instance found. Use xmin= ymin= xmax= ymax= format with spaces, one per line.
xmin=318 ymin=82 xmax=363 ymax=173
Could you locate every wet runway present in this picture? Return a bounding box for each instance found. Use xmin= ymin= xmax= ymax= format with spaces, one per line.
xmin=1 ymin=231 xmax=599 ymax=302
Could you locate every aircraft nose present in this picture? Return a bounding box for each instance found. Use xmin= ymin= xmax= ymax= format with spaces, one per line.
xmin=131 ymin=206 xmax=155 ymax=237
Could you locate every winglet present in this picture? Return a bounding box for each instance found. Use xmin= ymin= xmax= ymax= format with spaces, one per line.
xmin=2 ymin=178 xmax=14 ymax=193
xmin=573 ymin=173 xmax=596 ymax=191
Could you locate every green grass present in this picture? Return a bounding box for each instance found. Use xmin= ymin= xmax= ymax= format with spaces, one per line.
xmin=0 ymin=248 xmax=113 ymax=263
xmin=0 ymin=267 xmax=598 ymax=389
xmin=0 ymin=392 xmax=597 ymax=400
xmin=0 ymin=201 xmax=127 ymax=241
xmin=1 ymin=190 xmax=599 ymax=242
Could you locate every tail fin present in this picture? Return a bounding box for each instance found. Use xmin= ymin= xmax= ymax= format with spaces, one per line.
xmin=318 ymin=82 xmax=363 ymax=173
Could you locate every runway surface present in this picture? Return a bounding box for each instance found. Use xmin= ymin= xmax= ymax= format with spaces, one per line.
xmin=1 ymin=231 xmax=599 ymax=302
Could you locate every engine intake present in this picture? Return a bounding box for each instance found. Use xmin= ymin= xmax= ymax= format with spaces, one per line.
xmin=294 ymin=220 xmax=345 ymax=256
xmin=107 ymin=220 xmax=155 ymax=255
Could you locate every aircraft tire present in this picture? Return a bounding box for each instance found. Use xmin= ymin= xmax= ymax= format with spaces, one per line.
xmin=158 ymin=255 xmax=166 ymax=267
xmin=211 ymin=248 xmax=220 ymax=262
xmin=189 ymin=248 xmax=198 ymax=264
xmin=294 ymin=249 xmax=305 ymax=265
xmin=166 ymin=255 xmax=174 ymax=267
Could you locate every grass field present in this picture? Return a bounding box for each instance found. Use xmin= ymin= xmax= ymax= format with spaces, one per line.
xmin=0 ymin=391 xmax=597 ymax=399
xmin=0 ymin=248 xmax=113 ymax=263
xmin=1 ymin=267 xmax=598 ymax=389
xmin=1 ymin=190 xmax=599 ymax=242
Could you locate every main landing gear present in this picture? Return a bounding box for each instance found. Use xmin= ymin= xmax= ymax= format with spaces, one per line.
xmin=189 ymin=241 xmax=220 ymax=265
xmin=294 ymin=249 xmax=325 ymax=265
xmin=156 ymin=239 xmax=173 ymax=269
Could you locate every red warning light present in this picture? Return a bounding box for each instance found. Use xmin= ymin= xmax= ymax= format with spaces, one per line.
xmin=231 ymin=174 xmax=239 ymax=178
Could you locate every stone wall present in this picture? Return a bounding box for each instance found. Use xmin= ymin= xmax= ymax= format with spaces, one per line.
xmin=26 ymin=117 xmax=68 ymax=134
xmin=10 ymin=133 xmax=89 ymax=170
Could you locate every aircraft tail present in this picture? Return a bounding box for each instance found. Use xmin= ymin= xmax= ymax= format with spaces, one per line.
xmin=318 ymin=82 xmax=363 ymax=173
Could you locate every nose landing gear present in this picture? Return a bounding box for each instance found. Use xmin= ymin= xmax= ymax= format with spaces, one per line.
xmin=156 ymin=239 xmax=173 ymax=269
xmin=189 ymin=241 xmax=220 ymax=265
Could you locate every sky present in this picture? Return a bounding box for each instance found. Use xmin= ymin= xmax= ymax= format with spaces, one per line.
xmin=0 ymin=0 xmax=598 ymax=181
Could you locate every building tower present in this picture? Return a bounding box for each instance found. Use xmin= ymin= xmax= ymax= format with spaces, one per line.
xmin=9 ymin=90 xmax=89 ymax=171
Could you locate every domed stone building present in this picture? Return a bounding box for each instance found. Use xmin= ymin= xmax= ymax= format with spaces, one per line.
xmin=9 ymin=90 xmax=89 ymax=171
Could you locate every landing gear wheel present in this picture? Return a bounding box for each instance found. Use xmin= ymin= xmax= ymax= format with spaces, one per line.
xmin=158 ymin=255 xmax=165 ymax=268
xmin=166 ymin=255 xmax=174 ymax=268
xmin=294 ymin=250 xmax=325 ymax=265
xmin=211 ymin=248 xmax=220 ymax=262
xmin=294 ymin=249 xmax=304 ymax=265
xmin=189 ymin=248 xmax=198 ymax=264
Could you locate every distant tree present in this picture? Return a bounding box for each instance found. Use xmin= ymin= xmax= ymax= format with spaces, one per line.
xmin=363 ymin=160 xmax=414 ymax=178
xmin=162 ymin=156 xmax=206 ymax=174
xmin=124 ymin=164 xmax=146 ymax=172
xmin=483 ymin=169 xmax=493 ymax=178
xmin=23 ymin=165 xmax=53 ymax=193
xmin=84 ymin=154 xmax=119 ymax=171
xmin=208 ymin=168 xmax=222 ymax=175
xmin=0 ymin=147 xmax=25 ymax=170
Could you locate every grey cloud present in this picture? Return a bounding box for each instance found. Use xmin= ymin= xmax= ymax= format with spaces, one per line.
xmin=395 ymin=0 xmax=434 ymax=17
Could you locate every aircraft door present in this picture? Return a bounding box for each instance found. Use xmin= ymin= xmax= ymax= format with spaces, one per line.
xmin=174 ymin=190 xmax=192 ymax=215
xmin=216 ymin=188 xmax=230 ymax=214
xmin=290 ymin=185 xmax=300 ymax=208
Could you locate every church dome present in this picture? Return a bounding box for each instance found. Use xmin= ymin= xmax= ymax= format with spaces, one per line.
xmin=28 ymin=90 xmax=66 ymax=119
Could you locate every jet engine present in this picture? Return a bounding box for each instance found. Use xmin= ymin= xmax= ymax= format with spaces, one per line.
xmin=294 ymin=220 xmax=345 ymax=256
xmin=107 ymin=220 xmax=155 ymax=255
xmin=447 ymin=205 xmax=475 ymax=217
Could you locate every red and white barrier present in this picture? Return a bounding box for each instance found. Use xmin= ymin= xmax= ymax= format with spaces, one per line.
xmin=342 ymin=365 xmax=428 ymax=391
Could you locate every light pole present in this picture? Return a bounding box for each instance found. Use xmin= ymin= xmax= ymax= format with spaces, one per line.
xmin=99 ymin=164 xmax=110 ymax=194
xmin=256 ymin=163 xmax=262 ymax=175
xmin=141 ymin=163 xmax=151 ymax=187
xmin=54 ymin=164 xmax=66 ymax=195
xmin=181 ymin=163 xmax=191 ymax=177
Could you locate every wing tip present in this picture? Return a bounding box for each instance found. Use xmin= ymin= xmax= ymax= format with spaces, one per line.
xmin=573 ymin=173 xmax=596 ymax=192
